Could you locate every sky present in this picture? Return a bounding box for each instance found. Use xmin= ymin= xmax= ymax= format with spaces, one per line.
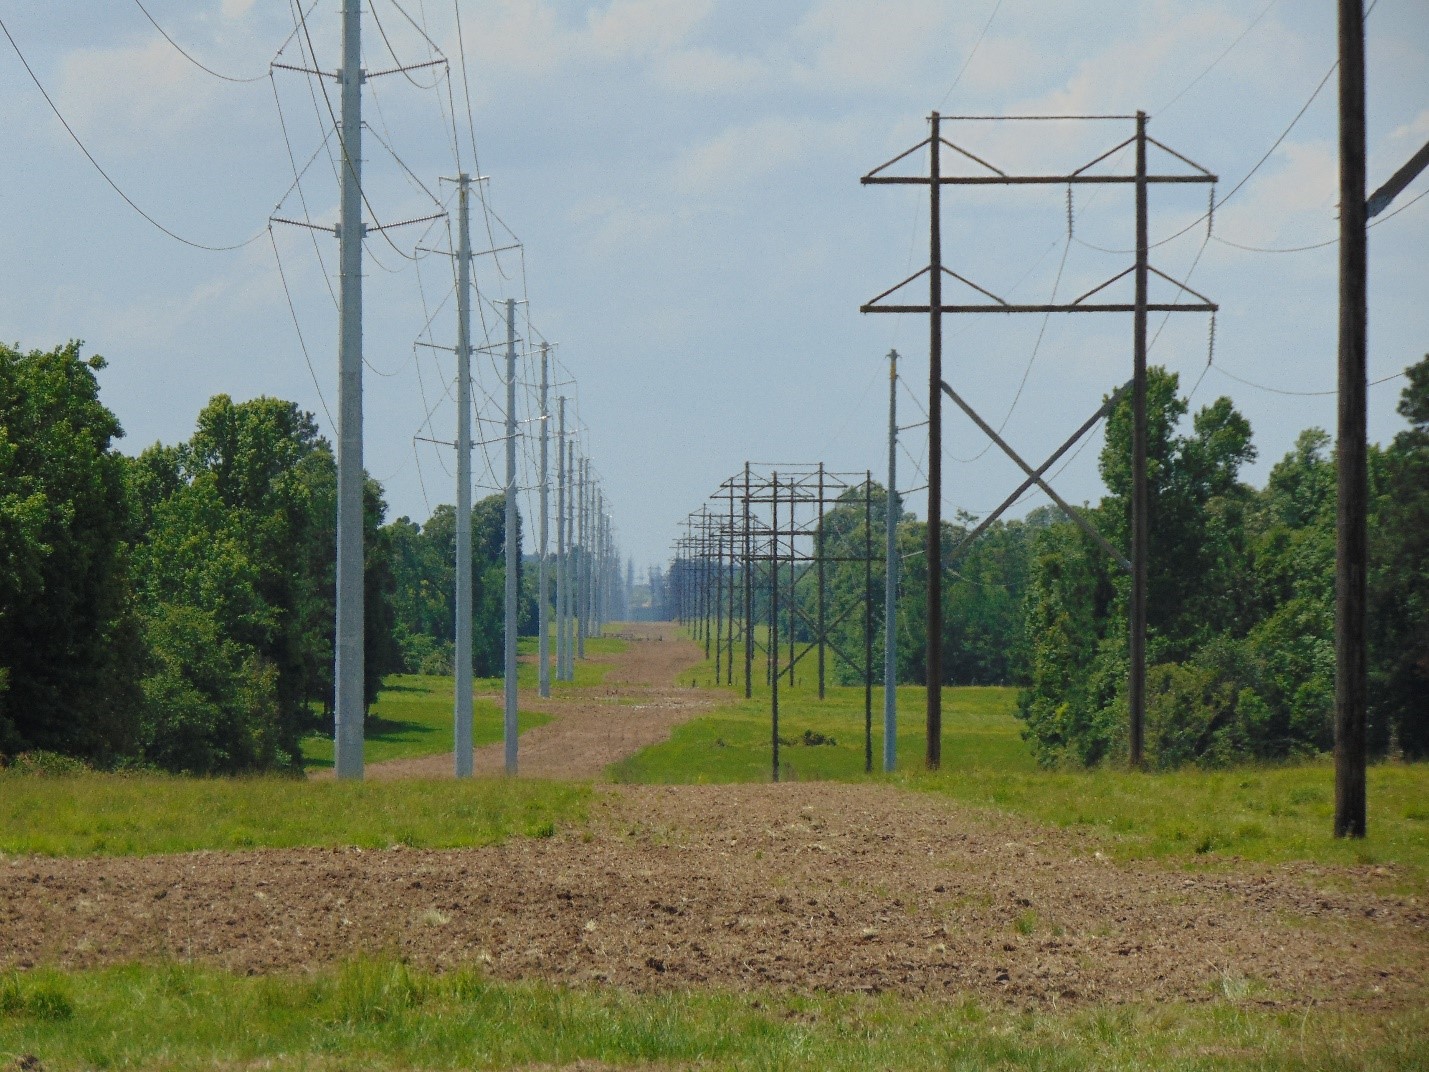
xmin=2 ymin=0 xmax=1426 ymax=576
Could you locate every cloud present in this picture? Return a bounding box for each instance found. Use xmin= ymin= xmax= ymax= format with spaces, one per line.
xmin=454 ymin=0 xmax=713 ymax=82
xmin=672 ymin=115 xmax=865 ymax=197
xmin=1388 ymin=108 xmax=1429 ymax=144
xmin=584 ymin=0 xmax=714 ymax=60
xmin=53 ymin=37 xmax=219 ymax=154
xmin=654 ymin=48 xmax=770 ymax=94
xmin=1216 ymin=140 xmax=1338 ymax=246
xmin=790 ymin=0 xmax=954 ymax=93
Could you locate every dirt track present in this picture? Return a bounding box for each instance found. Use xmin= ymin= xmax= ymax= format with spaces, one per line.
xmin=333 ymin=621 xmax=717 ymax=781
xmin=2 ymin=624 xmax=1426 ymax=1009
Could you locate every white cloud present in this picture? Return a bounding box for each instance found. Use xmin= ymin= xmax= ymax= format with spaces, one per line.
xmin=584 ymin=0 xmax=714 ymax=61
xmin=790 ymin=0 xmax=954 ymax=93
xmin=654 ymin=48 xmax=769 ymax=94
xmin=1217 ymin=140 xmax=1338 ymax=247
xmin=53 ymin=37 xmax=219 ymax=154
xmin=1388 ymin=108 xmax=1429 ymax=144
xmin=672 ymin=115 xmax=864 ymax=197
xmin=454 ymin=0 xmax=713 ymax=82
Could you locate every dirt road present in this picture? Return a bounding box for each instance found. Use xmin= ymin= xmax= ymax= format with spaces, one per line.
xmin=335 ymin=621 xmax=716 ymax=781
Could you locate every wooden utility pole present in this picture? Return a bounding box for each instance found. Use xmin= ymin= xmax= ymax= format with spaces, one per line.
xmin=1335 ymin=0 xmax=1368 ymax=838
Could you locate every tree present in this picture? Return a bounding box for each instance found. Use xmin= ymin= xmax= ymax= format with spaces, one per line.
xmin=0 ymin=342 xmax=140 ymax=761
xmin=381 ymin=494 xmax=521 ymax=679
xmin=1369 ymin=356 xmax=1429 ymax=757
xmin=127 ymin=394 xmax=399 ymax=770
xmin=1021 ymin=369 xmax=1263 ymax=767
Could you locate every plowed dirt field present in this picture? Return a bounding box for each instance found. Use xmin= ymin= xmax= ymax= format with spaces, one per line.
xmin=2 ymin=624 xmax=1424 ymax=1011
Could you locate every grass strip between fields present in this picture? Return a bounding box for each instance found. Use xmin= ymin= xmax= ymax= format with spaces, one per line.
xmin=0 ymin=776 xmax=588 ymax=857
xmin=2 ymin=959 xmax=1425 ymax=1072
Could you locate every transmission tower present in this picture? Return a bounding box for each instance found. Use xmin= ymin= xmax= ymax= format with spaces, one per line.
xmin=862 ymin=111 xmax=1217 ymax=770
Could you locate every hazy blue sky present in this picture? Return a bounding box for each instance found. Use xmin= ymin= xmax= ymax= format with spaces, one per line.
xmin=2 ymin=0 xmax=1425 ymax=573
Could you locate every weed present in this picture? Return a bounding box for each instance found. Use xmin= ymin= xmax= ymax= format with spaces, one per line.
xmin=0 ymin=972 xmax=74 ymax=1021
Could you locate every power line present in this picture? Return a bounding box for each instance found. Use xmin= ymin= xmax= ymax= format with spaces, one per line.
xmin=1210 ymin=361 xmax=1406 ymax=397
xmin=268 ymin=226 xmax=335 ymax=427
xmin=939 ymin=0 xmax=1003 ymax=108
xmin=132 ymin=0 xmax=270 ymax=83
xmin=368 ymin=0 xmax=444 ymax=89
xmin=1 ymin=15 xmax=267 ymax=252
xmin=1211 ymin=184 xmax=1427 ymax=253
xmin=1154 ymin=0 xmax=1281 ymax=115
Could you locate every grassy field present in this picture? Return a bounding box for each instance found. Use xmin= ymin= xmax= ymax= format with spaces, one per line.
xmin=301 ymin=635 xmax=627 ymax=769
xmin=2 ymin=959 xmax=1423 ymax=1072
xmin=0 ymin=775 xmax=588 ymax=856
xmin=613 ymin=657 xmax=1429 ymax=891
xmin=3 ymin=629 xmax=1425 ymax=1070
xmin=300 ymin=676 xmax=548 ymax=770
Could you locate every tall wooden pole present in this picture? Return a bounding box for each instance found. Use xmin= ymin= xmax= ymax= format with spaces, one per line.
xmin=1335 ymin=0 xmax=1368 ymax=838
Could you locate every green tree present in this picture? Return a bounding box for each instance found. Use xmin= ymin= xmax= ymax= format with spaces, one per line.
xmin=0 ymin=342 xmax=140 ymax=761
xmin=127 ymin=395 xmax=399 ymax=770
xmin=1369 ymin=356 xmax=1429 ymax=757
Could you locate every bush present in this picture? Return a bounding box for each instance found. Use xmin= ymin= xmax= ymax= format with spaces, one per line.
xmin=0 ymin=750 xmax=91 ymax=776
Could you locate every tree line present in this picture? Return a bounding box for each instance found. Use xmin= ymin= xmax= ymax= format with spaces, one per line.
xmin=0 ymin=341 xmax=525 ymax=774
xmin=779 ymin=356 xmax=1428 ymax=768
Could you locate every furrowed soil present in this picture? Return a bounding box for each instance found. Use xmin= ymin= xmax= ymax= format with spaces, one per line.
xmin=2 ymin=623 xmax=1425 ymax=1011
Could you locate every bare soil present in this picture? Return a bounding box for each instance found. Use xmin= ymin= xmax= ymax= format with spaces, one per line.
xmin=2 ymin=624 xmax=1425 ymax=1009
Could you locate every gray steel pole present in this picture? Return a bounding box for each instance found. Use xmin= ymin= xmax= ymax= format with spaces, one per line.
xmin=885 ymin=349 xmax=899 ymax=772
xmin=771 ymin=472 xmax=780 ymax=783
xmin=556 ymin=396 xmax=567 ymax=682
xmin=743 ymin=462 xmax=753 ymax=697
xmin=577 ymin=456 xmax=587 ymax=659
xmin=538 ymin=343 xmax=551 ymax=698
xmin=1130 ymin=111 xmax=1149 ymax=769
xmin=564 ymin=439 xmax=575 ymax=677
xmin=865 ymin=472 xmax=874 ymax=774
xmin=503 ymin=298 xmax=518 ymax=775
xmin=817 ymin=463 xmax=826 ymax=699
xmin=926 ymin=110 xmax=943 ymax=771
xmin=453 ymin=175 xmax=474 ymax=778
xmin=333 ymin=0 xmax=365 ymax=780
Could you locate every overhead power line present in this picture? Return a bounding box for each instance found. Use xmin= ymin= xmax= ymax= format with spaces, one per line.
xmin=1 ymin=15 xmax=267 ymax=252
xmin=132 ymin=0 xmax=270 ymax=83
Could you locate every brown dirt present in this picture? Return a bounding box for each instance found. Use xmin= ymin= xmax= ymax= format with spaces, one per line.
xmin=2 ymin=782 xmax=1425 ymax=1008
xmin=330 ymin=621 xmax=717 ymax=781
xmin=2 ymin=624 xmax=1425 ymax=1009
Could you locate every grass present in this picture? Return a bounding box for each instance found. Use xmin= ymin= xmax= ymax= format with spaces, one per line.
xmin=612 ymin=654 xmax=1429 ymax=891
xmin=300 ymin=636 xmax=626 ymax=769
xmin=300 ymin=675 xmax=549 ymax=770
xmin=1 ymin=959 xmax=1424 ymax=1071
xmin=0 ymin=774 xmax=588 ymax=857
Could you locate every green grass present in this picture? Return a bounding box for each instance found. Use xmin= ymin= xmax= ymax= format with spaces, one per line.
xmin=2 ymin=960 xmax=1423 ymax=1071
xmin=300 ymin=675 xmax=550 ymax=769
xmin=612 ymin=659 xmax=1429 ymax=891
xmin=0 ymin=774 xmax=588 ymax=857
xmin=911 ymin=754 xmax=1429 ymax=889
xmin=300 ymin=636 xmax=627 ymax=769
